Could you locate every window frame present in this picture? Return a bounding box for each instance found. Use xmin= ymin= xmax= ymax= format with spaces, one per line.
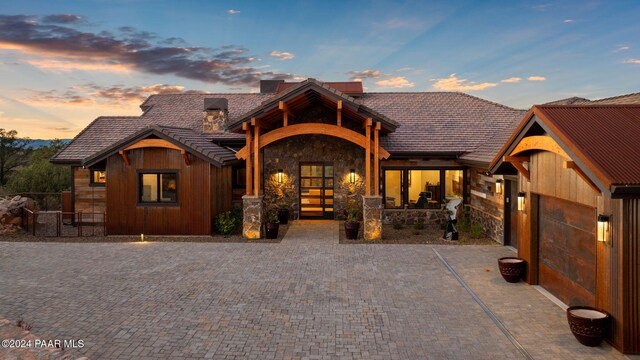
xmin=89 ymin=167 xmax=107 ymax=187
xmin=137 ymin=170 xmax=179 ymax=206
xmin=382 ymin=166 xmax=467 ymax=209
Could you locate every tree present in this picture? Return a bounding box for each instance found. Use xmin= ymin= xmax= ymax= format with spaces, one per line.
xmin=0 ymin=129 xmax=30 ymax=185
xmin=5 ymin=140 xmax=71 ymax=193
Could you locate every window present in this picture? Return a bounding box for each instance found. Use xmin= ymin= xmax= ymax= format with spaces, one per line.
xmin=90 ymin=168 xmax=106 ymax=186
xmin=139 ymin=172 xmax=178 ymax=204
xmin=383 ymin=168 xmax=466 ymax=209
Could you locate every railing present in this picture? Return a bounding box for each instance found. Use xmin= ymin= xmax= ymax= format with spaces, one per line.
xmin=22 ymin=209 xmax=106 ymax=237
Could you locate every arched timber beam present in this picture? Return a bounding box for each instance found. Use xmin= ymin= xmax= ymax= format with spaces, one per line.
xmin=235 ymin=123 xmax=390 ymax=160
xmin=122 ymin=138 xmax=190 ymax=165
xmin=509 ymin=135 xmax=570 ymax=159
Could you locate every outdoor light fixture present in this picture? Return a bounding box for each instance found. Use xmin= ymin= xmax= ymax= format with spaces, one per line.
xmin=350 ymin=169 xmax=356 ymax=183
xmin=140 ymin=233 xmax=145 ymax=242
xmin=495 ymin=179 xmax=503 ymax=195
xmin=597 ymin=214 xmax=610 ymax=243
xmin=517 ymin=192 xmax=526 ymax=212
xmin=277 ymin=169 xmax=283 ymax=183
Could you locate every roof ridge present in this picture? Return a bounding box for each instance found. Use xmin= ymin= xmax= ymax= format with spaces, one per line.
xmin=363 ymin=91 xmax=527 ymax=111
xmin=591 ymin=91 xmax=640 ymax=103
xmin=536 ymin=104 xmax=640 ymax=108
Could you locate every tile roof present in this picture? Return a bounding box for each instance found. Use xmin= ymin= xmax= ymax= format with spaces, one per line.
xmin=591 ymin=92 xmax=640 ymax=105
xmin=52 ymin=82 xmax=525 ymax=165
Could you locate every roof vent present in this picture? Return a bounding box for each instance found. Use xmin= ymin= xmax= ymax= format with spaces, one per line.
xmin=260 ymin=79 xmax=285 ymax=94
xmin=203 ymin=98 xmax=228 ymax=133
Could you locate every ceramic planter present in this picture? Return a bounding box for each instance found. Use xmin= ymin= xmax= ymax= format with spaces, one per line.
xmin=277 ymin=208 xmax=289 ymax=224
xmin=497 ymin=257 xmax=525 ymax=283
xmin=344 ymin=221 xmax=360 ymax=240
xmin=265 ymin=222 xmax=279 ymax=239
xmin=566 ymin=306 xmax=610 ymax=347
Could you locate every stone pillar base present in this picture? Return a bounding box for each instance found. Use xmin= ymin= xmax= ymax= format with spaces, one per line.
xmin=243 ymin=195 xmax=263 ymax=239
xmin=363 ymin=195 xmax=383 ymax=241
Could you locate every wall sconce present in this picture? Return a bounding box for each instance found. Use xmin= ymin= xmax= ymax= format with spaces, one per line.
xmin=349 ymin=169 xmax=356 ymax=183
xmin=277 ymin=169 xmax=283 ymax=184
xmin=495 ymin=179 xmax=503 ymax=195
xmin=597 ymin=214 xmax=610 ymax=243
xmin=517 ymin=192 xmax=526 ymax=212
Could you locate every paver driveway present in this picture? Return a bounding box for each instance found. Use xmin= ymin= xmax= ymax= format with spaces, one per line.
xmin=0 ymin=221 xmax=630 ymax=359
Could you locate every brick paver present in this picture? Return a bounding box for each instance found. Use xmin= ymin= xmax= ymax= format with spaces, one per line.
xmin=0 ymin=222 xmax=631 ymax=359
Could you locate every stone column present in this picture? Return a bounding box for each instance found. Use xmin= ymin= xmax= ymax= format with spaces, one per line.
xmin=363 ymin=195 xmax=383 ymax=241
xmin=243 ymin=195 xmax=263 ymax=239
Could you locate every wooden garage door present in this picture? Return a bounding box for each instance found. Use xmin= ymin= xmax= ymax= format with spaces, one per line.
xmin=539 ymin=195 xmax=596 ymax=307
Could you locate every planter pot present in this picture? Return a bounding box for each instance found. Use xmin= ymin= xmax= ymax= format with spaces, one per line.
xmin=277 ymin=208 xmax=289 ymax=225
xmin=265 ymin=222 xmax=279 ymax=239
xmin=567 ymin=306 xmax=610 ymax=347
xmin=344 ymin=221 xmax=360 ymax=240
xmin=497 ymin=257 xmax=525 ymax=283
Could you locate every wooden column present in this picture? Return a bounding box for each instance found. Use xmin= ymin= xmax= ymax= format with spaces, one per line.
xmin=244 ymin=122 xmax=252 ymax=196
xmin=253 ymin=119 xmax=260 ymax=196
xmin=374 ymin=122 xmax=380 ymax=196
xmin=365 ymin=118 xmax=372 ymax=196
xmin=337 ymin=100 xmax=342 ymax=127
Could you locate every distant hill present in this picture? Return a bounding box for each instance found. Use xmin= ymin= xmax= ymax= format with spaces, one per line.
xmin=24 ymin=139 xmax=71 ymax=149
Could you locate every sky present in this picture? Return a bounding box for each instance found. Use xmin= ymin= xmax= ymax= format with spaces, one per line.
xmin=0 ymin=0 xmax=639 ymax=139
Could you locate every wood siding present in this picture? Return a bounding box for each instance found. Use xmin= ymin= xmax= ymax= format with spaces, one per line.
xmin=73 ymin=167 xmax=106 ymax=214
xmin=106 ymin=148 xmax=212 ymax=235
xmin=211 ymin=165 xmax=233 ymax=225
xmin=622 ymin=198 xmax=640 ymax=353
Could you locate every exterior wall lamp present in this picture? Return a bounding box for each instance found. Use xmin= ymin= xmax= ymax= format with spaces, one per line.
xmin=517 ymin=192 xmax=526 ymax=212
xmin=495 ymin=179 xmax=503 ymax=195
xmin=597 ymin=214 xmax=610 ymax=243
xmin=350 ymin=169 xmax=356 ymax=183
xmin=277 ymin=169 xmax=283 ymax=184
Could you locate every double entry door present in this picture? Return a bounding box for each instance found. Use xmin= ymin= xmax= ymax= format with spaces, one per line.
xmin=299 ymin=162 xmax=334 ymax=219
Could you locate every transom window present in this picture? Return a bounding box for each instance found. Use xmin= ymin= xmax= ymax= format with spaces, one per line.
xmin=90 ymin=168 xmax=106 ymax=186
xmin=139 ymin=172 xmax=178 ymax=204
xmin=383 ymin=168 xmax=465 ymax=209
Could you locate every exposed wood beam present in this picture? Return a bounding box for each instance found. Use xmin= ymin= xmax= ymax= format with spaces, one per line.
xmin=374 ymin=122 xmax=380 ymax=196
xmin=118 ymin=150 xmax=130 ymax=166
xmin=510 ymin=135 xmax=570 ymax=159
xmin=503 ymin=155 xmax=530 ymax=181
xmin=337 ymin=100 xmax=342 ymax=127
xmin=234 ymin=123 xmax=390 ymax=160
xmin=181 ymin=150 xmax=191 ymax=166
xmin=361 ymin=117 xmax=373 ymax=129
xmin=365 ymin=120 xmax=371 ymax=196
xmin=279 ymin=101 xmax=291 ymax=127
xmin=250 ymin=117 xmax=274 ymax=130
xmin=245 ymin=125 xmax=252 ymax=196
xmin=253 ymin=123 xmax=260 ymax=196
xmin=123 ymin=138 xmax=183 ymax=152
xmin=564 ymin=161 xmax=601 ymax=193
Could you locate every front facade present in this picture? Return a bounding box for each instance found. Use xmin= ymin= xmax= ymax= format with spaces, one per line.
xmin=490 ymin=105 xmax=640 ymax=353
xmin=52 ymin=78 xmax=525 ymax=240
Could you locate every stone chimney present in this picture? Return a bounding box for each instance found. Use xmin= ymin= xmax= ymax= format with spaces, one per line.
xmin=203 ymin=98 xmax=228 ymax=133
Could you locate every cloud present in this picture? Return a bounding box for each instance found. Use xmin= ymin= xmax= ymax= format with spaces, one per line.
xmin=228 ymin=9 xmax=240 ymax=14
xmin=500 ymin=77 xmax=522 ymax=83
xmin=614 ymin=46 xmax=630 ymax=52
xmin=623 ymin=59 xmax=640 ymax=64
xmin=375 ymin=76 xmax=414 ymax=89
xmin=269 ymin=51 xmax=295 ymax=61
xmin=0 ymin=14 xmax=294 ymax=86
xmin=26 ymin=59 xmax=132 ymax=73
xmin=41 ymin=14 xmax=85 ymax=24
xmin=563 ymin=19 xmax=574 ymax=23
xmin=527 ymin=76 xmax=546 ymax=81
xmin=348 ymin=69 xmax=382 ymax=81
xmin=432 ymin=74 xmax=496 ymax=91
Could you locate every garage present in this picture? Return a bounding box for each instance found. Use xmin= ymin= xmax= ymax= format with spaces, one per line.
xmin=538 ymin=195 xmax=596 ymax=307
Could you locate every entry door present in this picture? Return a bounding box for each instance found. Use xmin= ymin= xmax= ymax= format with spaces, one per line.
xmin=300 ymin=163 xmax=334 ymax=219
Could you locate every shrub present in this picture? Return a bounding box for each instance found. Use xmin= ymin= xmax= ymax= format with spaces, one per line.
xmin=470 ymin=223 xmax=484 ymax=239
xmin=345 ymin=198 xmax=362 ymax=223
xmin=216 ymin=211 xmax=238 ymax=235
xmin=413 ymin=221 xmax=425 ymax=230
xmin=456 ymin=215 xmax=470 ymax=233
xmin=392 ymin=220 xmax=403 ymax=230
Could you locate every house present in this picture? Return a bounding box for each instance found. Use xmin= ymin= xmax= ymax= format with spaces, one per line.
xmin=51 ymin=78 xmax=526 ymax=238
xmin=489 ymin=104 xmax=640 ymax=354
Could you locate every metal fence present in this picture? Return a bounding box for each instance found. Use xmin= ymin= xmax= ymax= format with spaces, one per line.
xmin=22 ymin=209 xmax=106 ymax=237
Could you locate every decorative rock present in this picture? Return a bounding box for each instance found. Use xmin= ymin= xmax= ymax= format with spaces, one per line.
xmin=363 ymin=195 xmax=383 ymax=241
xmin=243 ymin=195 xmax=263 ymax=239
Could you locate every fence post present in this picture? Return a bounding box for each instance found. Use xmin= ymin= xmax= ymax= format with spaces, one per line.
xmin=78 ymin=211 xmax=82 ymax=237
xmin=103 ymin=212 xmax=107 ymax=236
xmin=33 ymin=211 xmax=37 ymax=236
xmin=57 ymin=211 xmax=61 ymax=237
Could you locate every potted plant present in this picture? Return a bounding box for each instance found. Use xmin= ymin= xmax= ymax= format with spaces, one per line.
xmin=566 ymin=306 xmax=611 ymax=347
xmin=497 ymin=257 xmax=526 ymax=283
xmin=277 ymin=198 xmax=289 ymax=224
xmin=264 ymin=207 xmax=279 ymax=239
xmin=344 ymin=199 xmax=362 ymax=240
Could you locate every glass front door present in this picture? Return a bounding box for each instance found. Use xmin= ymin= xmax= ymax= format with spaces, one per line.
xmin=300 ymin=163 xmax=334 ymax=219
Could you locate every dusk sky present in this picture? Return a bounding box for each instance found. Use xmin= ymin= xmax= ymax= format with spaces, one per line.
xmin=0 ymin=0 xmax=639 ymax=139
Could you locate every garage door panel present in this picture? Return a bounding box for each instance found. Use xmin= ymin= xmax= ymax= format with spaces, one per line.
xmin=539 ymin=196 xmax=596 ymax=307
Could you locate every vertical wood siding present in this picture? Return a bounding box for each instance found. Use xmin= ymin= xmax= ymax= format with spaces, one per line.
xmin=106 ymin=148 xmax=212 ymax=235
xmin=622 ymin=198 xmax=640 ymax=353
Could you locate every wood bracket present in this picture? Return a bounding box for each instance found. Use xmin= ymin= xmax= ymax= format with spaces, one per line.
xmin=337 ymin=100 xmax=342 ymax=127
xmin=181 ymin=150 xmax=191 ymax=166
xmin=250 ymin=117 xmax=274 ymax=130
xmin=563 ymin=161 xmax=600 ymax=193
xmin=119 ymin=150 xmax=130 ymax=166
xmin=503 ymin=155 xmax=530 ymax=181
xmin=279 ymin=101 xmax=292 ymax=126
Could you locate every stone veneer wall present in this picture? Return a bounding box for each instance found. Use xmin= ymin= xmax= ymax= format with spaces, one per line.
xmin=382 ymin=209 xmax=446 ymax=225
xmin=468 ymin=167 xmax=504 ymax=243
xmin=262 ymin=134 xmax=365 ymax=219
xmin=466 ymin=205 xmax=503 ymax=243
